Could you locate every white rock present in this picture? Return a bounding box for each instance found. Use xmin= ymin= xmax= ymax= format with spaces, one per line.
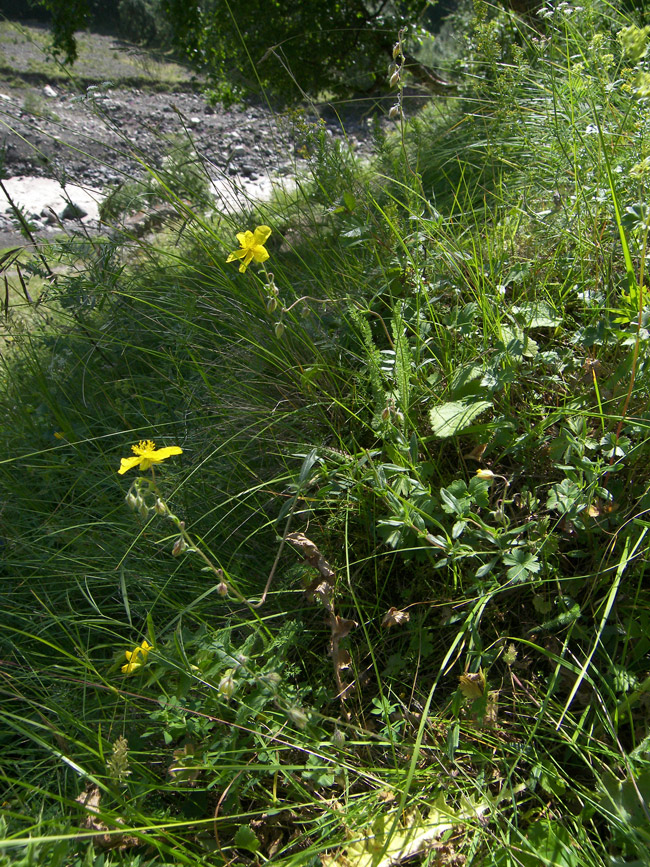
xmin=0 ymin=177 xmax=103 ymax=223
xmin=43 ymin=85 xmax=58 ymax=98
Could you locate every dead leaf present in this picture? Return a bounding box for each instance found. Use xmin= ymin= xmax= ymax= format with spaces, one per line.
xmin=287 ymin=531 xmax=357 ymax=710
xmin=307 ymin=578 xmax=334 ymax=610
xmin=482 ymin=690 xmax=499 ymax=729
xmin=330 ymin=614 xmax=358 ymax=642
xmin=75 ymin=786 xmax=139 ymax=850
xmin=335 ymin=649 xmax=352 ymax=670
xmin=381 ymin=607 xmax=410 ymax=628
xmin=458 ymin=670 xmax=485 ymax=700
xmin=287 ymin=532 xmax=336 ymax=582
xmin=464 ymin=443 xmax=488 ymax=462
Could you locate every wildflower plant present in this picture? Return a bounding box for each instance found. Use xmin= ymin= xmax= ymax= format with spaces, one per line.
xmin=118 ymin=439 xmax=183 ymax=475
xmin=121 ymin=639 xmax=153 ymax=674
xmin=226 ymin=225 xmax=272 ymax=273
xmin=6 ymin=2 xmax=650 ymax=865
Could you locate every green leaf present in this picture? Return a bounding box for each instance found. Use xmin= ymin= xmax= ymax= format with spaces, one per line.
xmin=600 ymin=769 xmax=650 ymax=831
xmin=503 ymin=549 xmax=540 ymax=583
xmin=521 ymin=821 xmax=582 ymax=867
xmin=233 ymin=824 xmax=261 ymax=852
xmin=546 ymin=479 xmax=582 ymax=514
xmin=428 ymin=400 xmax=492 ymax=438
xmin=512 ymin=302 xmax=563 ymax=328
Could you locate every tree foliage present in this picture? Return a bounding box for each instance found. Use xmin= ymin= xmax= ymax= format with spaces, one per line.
xmin=161 ymin=0 xmax=434 ymax=102
xmin=30 ymin=0 xmax=434 ymax=102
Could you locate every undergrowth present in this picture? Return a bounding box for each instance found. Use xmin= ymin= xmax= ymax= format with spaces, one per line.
xmin=2 ymin=1 xmax=650 ymax=865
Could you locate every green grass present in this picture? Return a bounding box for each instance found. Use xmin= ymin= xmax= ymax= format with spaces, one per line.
xmin=2 ymin=2 xmax=650 ymax=865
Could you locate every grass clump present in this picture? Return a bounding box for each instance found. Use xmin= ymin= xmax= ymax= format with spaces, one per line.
xmin=2 ymin=1 xmax=650 ymax=865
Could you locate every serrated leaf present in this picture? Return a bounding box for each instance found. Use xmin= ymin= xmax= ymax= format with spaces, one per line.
xmin=233 ymin=824 xmax=261 ymax=852
xmin=503 ymin=549 xmax=540 ymax=583
xmin=429 ymin=400 xmax=492 ymax=438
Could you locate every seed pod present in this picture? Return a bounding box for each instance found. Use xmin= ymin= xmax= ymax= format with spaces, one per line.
xmin=266 ymin=295 xmax=278 ymax=313
xmin=390 ymin=71 xmax=401 ymax=89
xmin=274 ymin=321 xmax=285 ymax=339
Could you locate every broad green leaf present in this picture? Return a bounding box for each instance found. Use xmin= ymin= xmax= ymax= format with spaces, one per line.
xmin=512 ymin=302 xmax=563 ymax=328
xmin=503 ymin=549 xmax=540 ymax=583
xmin=429 ymin=400 xmax=492 ymax=438
xmin=233 ymin=824 xmax=261 ymax=852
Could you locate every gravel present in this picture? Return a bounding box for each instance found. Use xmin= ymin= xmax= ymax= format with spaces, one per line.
xmin=0 ymin=77 xmax=384 ymax=246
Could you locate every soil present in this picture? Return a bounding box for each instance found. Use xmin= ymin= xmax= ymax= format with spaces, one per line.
xmin=0 ymin=21 xmax=393 ymax=248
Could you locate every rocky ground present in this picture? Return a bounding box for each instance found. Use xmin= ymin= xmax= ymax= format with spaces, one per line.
xmin=0 ymin=22 xmax=390 ymax=248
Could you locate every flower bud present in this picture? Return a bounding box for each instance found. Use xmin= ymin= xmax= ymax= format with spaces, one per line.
xmin=332 ymin=728 xmax=346 ymax=747
xmin=286 ymin=706 xmax=308 ymax=729
xmin=476 ymin=468 xmax=495 ymax=481
xmin=154 ymin=497 xmax=168 ymax=516
xmin=125 ymin=492 xmax=138 ymax=510
xmin=381 ymin=406 xmax=391 ymax=422
xmin=266 ymin=295 xmax=278 ymax=313
xmin=218 ymin=670 xmax=236 ymax=699
xmin=388 ymin=105 xmax=401 ymax=121
xmin=172 ymin=536 xmax=187 ymax=557
xmin=393 ymin=42 xmax=402 ymax=60
xmin=274 ymin=321 xmax=285 ymax=339
xmin=390 ymin=71 xmax=401 ymax=89
xmin=216 ymin=580 xmax=229 ymax=597
xmin=138 ymin=502 xmax=150 ymax=520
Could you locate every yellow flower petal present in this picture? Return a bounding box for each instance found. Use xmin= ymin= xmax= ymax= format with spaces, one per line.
xmin=236 ymin=230 xmax=254 ymax=247
xmin=118 ymin=456 xmax=142 ymax=475
xmin=253 ymin=225 xmax=272 ymax=245
xmin=151 ymin=447 xmax=183 ymax=462
xmin=251 ymin=245 xmax=270 ymax=264
xmin=121 ymin=661 xmax=142 ymax=675
xmin=118 ymin=443 xmax=182 ymax=475
xmin=226 ymin=249 xmax=249 ymax=262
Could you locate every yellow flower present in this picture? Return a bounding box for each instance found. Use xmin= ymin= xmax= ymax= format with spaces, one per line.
xmin=226 ymin=225 xmax=271 ymax=273
xmin=121 ymin=639 xmax=153 ymax=675
xmin=118 ymin=440 xmax=182 ymax=475
xmin=475 ymin=468 xmax=495 ymax=481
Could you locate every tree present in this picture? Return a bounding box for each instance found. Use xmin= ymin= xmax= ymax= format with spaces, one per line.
xmin=161 ymin=0 xmax=435 ymax=103
xmin=30 ymin=0 xmax=437 ymax=103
